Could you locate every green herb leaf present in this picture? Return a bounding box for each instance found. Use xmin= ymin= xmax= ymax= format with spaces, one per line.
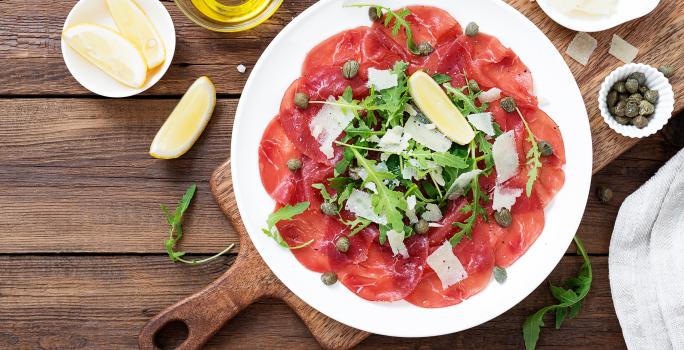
xmin=262 ymin=202 xmax=313 ymax=249
xmin=493 ymin=266 xmax=507 ymax=284
xmin=431 ymin=73 xmax=452 ymax=84
xmin=161 ymin=184 xmax=235 ymax=265
xmin=431 ymin=152 xmax=468 ymax=169
xmin=516 ymin=108 xmax=542 ymax=197
xmin=522 ymin=236 xmax=592 ymax=350
xmin=312 ymin=183 xmax=334 ymax=202
xmin=345 ymin=4 xmax=420 ymax=55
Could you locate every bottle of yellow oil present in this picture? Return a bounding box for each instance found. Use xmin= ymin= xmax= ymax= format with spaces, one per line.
xmin=176 ymin=0 xmax=283 ymax=32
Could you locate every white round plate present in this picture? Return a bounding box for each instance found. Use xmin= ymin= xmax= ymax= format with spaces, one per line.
xmin=61 ymin=0 xmax=176 ymax=97
xmin=232 ymin=0 xmax=592 ymax=337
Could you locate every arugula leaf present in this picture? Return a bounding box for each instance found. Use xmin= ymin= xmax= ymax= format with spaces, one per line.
xmin=312 ymin=183 xmax=334 ymax=202
xmin=261 ymin=202 xmax=314 ymax=249
xmin=522 ymin=236 xmax=592 ymax=350
xmin=516 ymin=108 xmax=542 ymax=197
xmin=443 ymin=82 xmax=487 ymax=115
xmin=350 ymin=147 xmax=407 ymax=232
xmin=346 ymin=4 xmax=421 ymax=55
xmin=431 ymin=152 xmax=469 ymax=169
xmin=431 ymin=73 xmax=452 ymax=84
xmin=161 ymin=184 xmax=235 ymax=265
xmin=449 ymin=140 xmax=487 ymax=245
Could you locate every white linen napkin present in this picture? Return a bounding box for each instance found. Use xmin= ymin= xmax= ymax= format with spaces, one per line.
xmin=609 ymin=148 xmax=684 ymax=349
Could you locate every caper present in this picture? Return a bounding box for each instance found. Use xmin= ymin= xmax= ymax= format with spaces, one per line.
xmin=609 ymin=106 xmax=617 ymax=116
xmin=613 ymin=81 xmax=627 ymax=94
xmin=368 ymin=6 xmax=382 ymax=21
xmin=625 ymin=100 xmax=639 ymax=118
xmin=335 ymin=236 xmax=350 ymax=253
xmin=342 ymin=59 xmax=360 ymax=79
xmin=639 ymin=100 xmax=655 ymax=116
xmin=414 ymin=219 xmax=429 ymax=235
xmin=658 ymin=65 xmax=674 ymax=78
xmin=618 ymin=93 xmax=628 ymax=102
xmin=468 ymin=79 xmax=480 ymax=93
xmin=632 ymin=115 xmax=649 ymax=129
xmin=639 ymin=86 xmax=649 ymax=95
xmin=628 ymin=93 xmax=643 ymax=102
xmin=628 ymin=72 xmax=647 ymax=85
xmin=416 ymin=41 xmax=434 ymax=56
xmin=321 ymin=271 xmax=338 ymax=285
xmin=614 ymin=116 xmax=631 ymax=125
xmin=643 ymin=89 xmax=659 ymax=104
xmin=607 ymin=90 xmax=618 ymax=107
xmin=625 ymin=78 xmax=639 ymax=94
xmin=494 ymin=208 xmax=512 ymax=228
xmin=596 ymin=186 xmax=613 ymax=203
xmin=499 ymin=97 xmax=517 ymax=113
xmin=287 ymin=158 xmax=302 ymax=171
xmin=294 ymin=92 xmax=309 ymax=109
xmin=465 ymin=22 xmax=479 ymax=37
xmin=538 ymin=140 xmax=554 ymax=157
xmin=320 ymin=202 xmax=338 ymax=216
xmin=614 ymin=100 xmax=627 ymax=117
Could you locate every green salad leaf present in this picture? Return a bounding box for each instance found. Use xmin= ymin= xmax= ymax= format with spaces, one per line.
xmin=261 ymin=202 xmax=314 ymax=249
xmin=517 ymin=108 xmax=542 ymax=197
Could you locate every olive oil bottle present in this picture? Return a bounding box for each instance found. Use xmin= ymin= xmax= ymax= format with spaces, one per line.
xmin=191 ymin=0 xmax=275 ymax=24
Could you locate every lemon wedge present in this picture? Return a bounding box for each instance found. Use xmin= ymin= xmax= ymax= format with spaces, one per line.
xmin=150 ymin=77 xmax=216 ymax=159
xmin=62 ymin=24 xmax=148 ymax=88
xmin=408 ymin=71 xmax=475 ymax=145
xmin=106 ymin=0 xmax=166 ymax=69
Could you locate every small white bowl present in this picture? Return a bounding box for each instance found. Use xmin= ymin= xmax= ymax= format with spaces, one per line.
xmin=537 ymin=0 xmax=660 ymax=32
xmin=598 ymin=63 xmax=674 ymax=138
xmin=61 ymin=0 xmax=176 ymax=98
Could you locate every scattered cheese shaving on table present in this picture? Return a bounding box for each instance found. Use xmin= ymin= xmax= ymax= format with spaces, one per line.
xmin=309 ymin=96 xmax=354 ymax=158
xmin=566 ymin=32 xmax=597 ymax=66
xmin=427 ymin=241 xmax=468 ymax=289
xmin=367 ymin=68 xmax=398 ymax=90
xmin=609 ymin=34 xmax=639 ymax=63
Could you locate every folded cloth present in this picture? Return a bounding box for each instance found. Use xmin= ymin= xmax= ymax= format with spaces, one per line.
xmin=609 ymin=148 xmax=684 ymax=349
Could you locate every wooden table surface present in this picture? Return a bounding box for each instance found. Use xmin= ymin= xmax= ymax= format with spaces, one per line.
xmin=2 ymin=0 xmax=683 ymax=349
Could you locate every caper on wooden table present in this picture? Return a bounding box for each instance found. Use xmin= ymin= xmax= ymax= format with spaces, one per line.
xmin=596 ymin=186 xmax=613 ymax=203
xmin=658 ymin=65 xmax=674 ymax=78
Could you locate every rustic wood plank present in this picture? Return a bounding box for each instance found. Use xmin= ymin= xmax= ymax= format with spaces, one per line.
xmin=1 ymin=98 xmax=681 ymax=254
xmin=0 ymin=255 xmax=623 ymax=349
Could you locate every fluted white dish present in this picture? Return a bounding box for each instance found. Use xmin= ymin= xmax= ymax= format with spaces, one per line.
xmin=598 ymin=63 xmax=674 ymax=138
xmin=537 ymin=0 xmax=660 ymax=32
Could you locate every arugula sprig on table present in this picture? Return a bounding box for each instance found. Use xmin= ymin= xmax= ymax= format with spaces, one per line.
xmin=161 ymin=184 xmax=235 ymax=265
xmin=522 ymin=236 xmax=593 ymax=350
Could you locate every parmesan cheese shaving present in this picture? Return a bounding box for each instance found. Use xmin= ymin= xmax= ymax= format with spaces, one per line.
xmin=478 ymin=88 xmax=501 ymax=103
xmin=467 ymin=112 xmax=496 ymax=136
xmin=493 ymin=185 xmax=523 ymax=211
xmin=421 ymin=203 xmax=443 ymax=222
xmin=566 ymin=32 xmax=597 ymax=66
xmin=387 ymin=229 xmax=409 ymax=258
xmin=550 ymin=0 xmax=617 ymax=16
xmin=427 ymin=241 xmax=468 ymax=289
xmin=446 ymin=169 xmax=482 ymax=200
xmin=609 ymin=34 xmax=639 ymax=64
xmin=492 ymin=130 xmax=519 ymax=184
xmin=345 ymin=189 xmax=387 ymax=225
xmin=309 ymin=96 xmax=354 ymax=158
xmin=367 ymin=68 xmax=398 ymax=90
xmin=378 ymin=126 xmax=410 ymax=153
xmin=404 ymin=116 xmax=452 ymax=152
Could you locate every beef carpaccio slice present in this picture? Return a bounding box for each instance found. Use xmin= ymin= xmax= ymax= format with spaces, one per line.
xmin=257 ymin=5 xmax=567 ymax=308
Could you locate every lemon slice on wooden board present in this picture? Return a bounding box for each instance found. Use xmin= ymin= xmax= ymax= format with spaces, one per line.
xmin=62 ymin=23 xmax=148 ymax=88
xmin=408 ymin=71 xmax=475 ymax=145
xmin=150 ymin=77 xmax=216 ymax=159
xmin=106 ymin=0 xmax=166 ymax=69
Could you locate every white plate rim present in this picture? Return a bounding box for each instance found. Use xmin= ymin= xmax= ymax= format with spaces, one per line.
xmin=231 ymin=0 xmax=592 ymax=337
xmin=61 ymin=0 xmax=176 ymax=98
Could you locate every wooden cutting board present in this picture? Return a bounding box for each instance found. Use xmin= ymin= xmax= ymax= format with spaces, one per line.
xmin=139 ymin=0 xmax=683 ymax=348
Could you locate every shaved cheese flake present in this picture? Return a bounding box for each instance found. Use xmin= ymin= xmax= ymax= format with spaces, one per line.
xmin=428 ymin=222 xmax=444 ymax=228
xmin=566 ymin=32 xmax=597 ymax=66
xmin=446 ymin=169 xmax=482 ymax=199
xmin=404 ymin=104 xmax=418 ymax=117
xmin=368 ymin=135 xmax=381 ymax=144
xmin=367 ymin=68 xmax=398 ymax=90
xmin=404 ymin=116 xmax=452 ymax=152
xmin=478 ymin=88 xmax=501 ymax=103
xmin=493 ymin=185 xmax=523 ymax=211
xmin=421 ymin=203 xmax=443 ymax=222
xmin=551 ymin=0 xmax=617 ymax=16
xmin=378 ymin=126 xmax=409 ymax=153
xmin=387 ymin=229 xmax=409 ymax=258
xmin=427 ymin=241 xmax=468 ymax=289
xmin=406 ymin=195 xmax=417 ymax=210
xmin=492 ymin=130 xmax=519 ymax=184
xmin=467 ymin=112 xmax=496 ymax=136
xmin=401 ymin=165 xmax=418 ymax=180
xmin=406 ymin=209 xmax=419 ymax=224
xmin=345 ymin=189 xmax=387 ymax=225
xmin=609 ymin=34 xmax=638 ymax=64
xmin=431 ymin=168 xmax=446 ymax=186
xmin=309 ymin=96 xmax=354 ymax=158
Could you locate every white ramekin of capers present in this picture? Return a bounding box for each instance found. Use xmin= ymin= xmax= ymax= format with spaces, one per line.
xmin=598 ymin=63 xmax=674 ymax=138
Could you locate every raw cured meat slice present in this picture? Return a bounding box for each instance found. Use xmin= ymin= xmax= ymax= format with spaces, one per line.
xmin=258 ymin=117 xmax=301 ymax=204
xmin=427 ymin=197 xmax=468 ymax=246
xmin=338 ymin=234 xmax=429 ymax=301
xmin=488 ymin=191 xmax=545 ymax=267
xmin=296 ymin=158 xmax=335 ymax=208
xmin=327 ymin=225 xmax=378 ymax=271
xmin=405 ymin=219 xmax=494 ymax=308
xmin=373 ymin=6 xmax=462 ymax=57
xmin=276 ymin=207 xmax=334 ymax=273
xmin=416 ymin=36 xmax=469 ymax=85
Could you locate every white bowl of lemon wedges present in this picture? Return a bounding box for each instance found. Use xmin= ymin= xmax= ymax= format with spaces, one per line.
xmin=61 ymin=0 xmax=175 ymax=97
